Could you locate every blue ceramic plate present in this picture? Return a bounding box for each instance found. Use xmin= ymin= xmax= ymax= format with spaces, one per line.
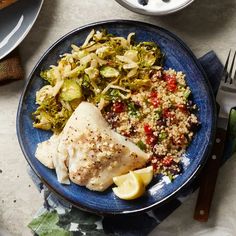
xmin=17 ymin=20 xmax=216 ymax=215
xmin=0 ymin=0 xmax=44 ymax=60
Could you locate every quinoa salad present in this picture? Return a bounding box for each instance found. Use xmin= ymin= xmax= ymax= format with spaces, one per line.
xmin=103 ymin=68 xmax=199 ymax=179
xmin=33 ymin=29 xmax=199 ymax=181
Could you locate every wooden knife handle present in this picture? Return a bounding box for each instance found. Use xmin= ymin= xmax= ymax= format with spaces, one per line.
xmin=194 ymin=127 xmax=227 ymax=222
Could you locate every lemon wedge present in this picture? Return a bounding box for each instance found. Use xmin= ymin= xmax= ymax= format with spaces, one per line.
xmin=112 ymin=171 xmax=145 ymax=200
xmin=133 ymin=166 xmax=153 ymax=186
xmin=113 ymin=166 xmax=153 ymax=187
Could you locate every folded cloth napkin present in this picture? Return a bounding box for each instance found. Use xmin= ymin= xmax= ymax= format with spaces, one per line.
xmin=27 ymin=51 xmax=236 ymax=236
xmin=0 ymin=48 xmax=24 ymax=84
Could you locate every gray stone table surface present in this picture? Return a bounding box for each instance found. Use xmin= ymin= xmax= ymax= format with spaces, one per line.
xmin=1 ymin=0 xmax=236 ymax=235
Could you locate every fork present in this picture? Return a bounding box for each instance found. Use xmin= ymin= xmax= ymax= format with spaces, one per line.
xmin=194 ymin=50 xmax=236 ymax=222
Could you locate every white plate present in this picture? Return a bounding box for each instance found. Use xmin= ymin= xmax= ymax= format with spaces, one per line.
xmin=0 ymin=0 xmax=44 ymax=60
xmin=115 ymin=0 xmax=194 ymax=15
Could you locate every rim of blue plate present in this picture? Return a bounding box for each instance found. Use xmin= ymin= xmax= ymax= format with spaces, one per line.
xmin=17 ymin=20 xmax=217 ymax=215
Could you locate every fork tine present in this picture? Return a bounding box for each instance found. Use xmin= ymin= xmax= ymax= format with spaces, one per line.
xmin=228 ymin=51 xmax=236 ymax=84
xmin=233 ymin=62 xmax=236 ymax=86
xmin=223 ymin=50 xmax=231 ymax=83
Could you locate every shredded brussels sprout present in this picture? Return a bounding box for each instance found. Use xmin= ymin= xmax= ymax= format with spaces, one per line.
xmin=33 ymin=29 xmax=163 ymax=133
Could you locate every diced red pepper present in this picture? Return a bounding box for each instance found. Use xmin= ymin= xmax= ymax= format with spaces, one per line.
xmin=152 ymin=161 xmax=160 ymax=172
xmin=163 ymin=108 xmax=176 ymax=124
xmin=113 ymin=102 xmax=125 ymax=113
xmin=144 ymin=124 xmax=153 ymax=135
xmin=150 ymin=91 xmax=158 ymax=98
xmin=151 ymin=161 xmax=158 ymax=172
xmin=162 ymin=156 xmax=173 ymax=166
xmin=149 ymin=91 xmax=160 ymax=108
xmin=167 ymin=81 xmax=177 ymax=92
xmin=163 ymin=108 xmax=171 ymax=118
xmin=151 ymin=155 xmax=163 ymax=172
xmin=164 ymin=74 xmax=176 ymax=82
xmin=144 ymin=124 xmax=157 ymax=146
xmin=177 ymin=104 xmax=187 ymax=113
xmin=151 ymin=97 xmax=160 ymax=108
xmin=146 ymin=134 xmax=157 ymax=146
xmin=164 ymin=74 xmax=177 ymax=92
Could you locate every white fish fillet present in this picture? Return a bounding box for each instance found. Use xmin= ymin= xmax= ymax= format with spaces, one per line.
xmin=35 ymin=102 xmax=149 ymax=191
xmin=35 ymin=135 xmax=59 ymax=169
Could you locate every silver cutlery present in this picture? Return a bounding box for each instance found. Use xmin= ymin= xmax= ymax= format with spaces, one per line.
xmin=194 ymin=50 xmax=236 ymax=222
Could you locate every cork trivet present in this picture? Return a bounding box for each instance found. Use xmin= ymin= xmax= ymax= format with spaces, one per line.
xmin=0 ymin=49 xmax=24 ymax=84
